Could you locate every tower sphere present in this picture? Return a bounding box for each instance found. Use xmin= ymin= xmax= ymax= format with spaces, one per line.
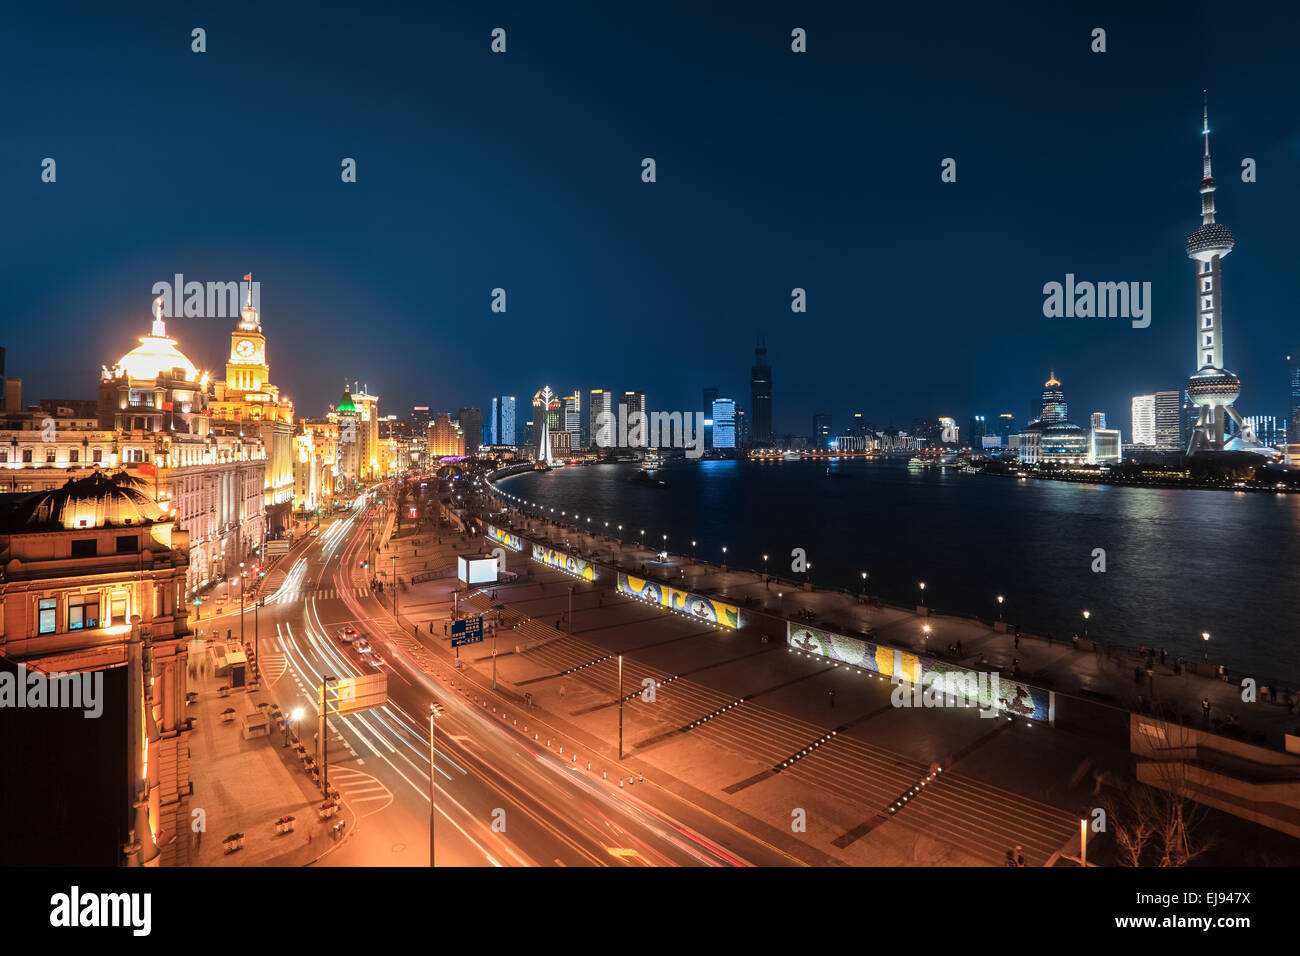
xmin=1186 ymin=222 xmax=1234 ymax=261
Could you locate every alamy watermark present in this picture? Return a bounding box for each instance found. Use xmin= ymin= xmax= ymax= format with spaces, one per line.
xmin=1042 ymin=274 xmax=1150 ymax=328
xmin=593 ymin=409 xmax=706 ymax=458
xmin=0 ymin=663 xmax=103 ymax=718
xmin=151 ymin=273 xmax=259 ymax=319
xmin=891 ymin=670 xmax=1002 ymax=718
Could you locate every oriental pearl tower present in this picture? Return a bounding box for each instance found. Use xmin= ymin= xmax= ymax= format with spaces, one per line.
xmin=1184 ymin=94 xmax=1267 ymax=454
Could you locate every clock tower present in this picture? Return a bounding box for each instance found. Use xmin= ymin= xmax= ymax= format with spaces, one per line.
xmin=226 ymin=281 xmax=269 ymax=392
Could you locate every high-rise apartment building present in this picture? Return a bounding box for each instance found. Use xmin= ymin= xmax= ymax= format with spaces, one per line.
xmin=703 ymin=387 xmax=717 ymax=449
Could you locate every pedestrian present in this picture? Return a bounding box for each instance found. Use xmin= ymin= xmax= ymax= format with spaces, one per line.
xmin=828 ymin=689 xmax=835 ymax=709
xmin=955 ymin=640 xmax=963 ymax=657
xmin=1160 ymin=648 xmax=1167 ymax=665
xmin=1014 ymin=633 xmax=1020 ymax=649
xmin=1016 ymin=846 xmax=1025 ymax=867
xmin=1201 ymin=697 xmax=1211 ymax=720
xmin=559 ymin=683 xmax=566 ymax=698
xmin=1072 ymin=633 xmax=1079 ymax=649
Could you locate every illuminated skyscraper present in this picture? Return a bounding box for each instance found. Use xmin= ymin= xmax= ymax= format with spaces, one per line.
xmin=712 ymin=398 xmax=736 ymax=449
xmin=590 ymin=389 xmax=613 ymax=449
xmin=499 ymin=395 xmax=516 ymax=446
xmin=1131 ymin=394 xmax=1156 ymax=446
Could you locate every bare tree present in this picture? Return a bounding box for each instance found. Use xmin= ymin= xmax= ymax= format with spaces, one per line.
xmin=1105 ymin=719 xmax=1215 ymax=866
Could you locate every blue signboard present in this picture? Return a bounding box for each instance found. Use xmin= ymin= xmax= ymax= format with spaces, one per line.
xmin=450 ymin=614 xmax=485 ymax=648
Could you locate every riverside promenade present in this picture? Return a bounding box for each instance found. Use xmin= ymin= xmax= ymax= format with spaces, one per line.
xmin=360 ymin=477 xmax=1300 ymax=865
xmin=485 ymin=496 xmax=1300 ymax=750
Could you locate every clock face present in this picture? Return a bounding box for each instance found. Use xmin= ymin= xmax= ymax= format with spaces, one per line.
xmin=236 ymin=339 xmax=256 ymax=358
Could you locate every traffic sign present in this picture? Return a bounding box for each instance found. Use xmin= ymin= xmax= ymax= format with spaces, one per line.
xmin=450 ymin=614 xmax=484 ymax=647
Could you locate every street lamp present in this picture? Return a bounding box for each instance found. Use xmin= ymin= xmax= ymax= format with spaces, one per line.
xmin=285 ymin=707 xmax=302 ymax=747
xmin=429 ymin=701 xmax=446 ymax=866
xmin=1082 ymin=609 xmax=1090 ymax=639
xmin=1202 ymin=631 xmax=1210 ymax=662
xmin=997 ymin=594 xmax=1004 ymax=620
xmin=923 ymin=623 xmax=931 ymax=644
xmin=861 ymin=571 xmax=867 ymax=596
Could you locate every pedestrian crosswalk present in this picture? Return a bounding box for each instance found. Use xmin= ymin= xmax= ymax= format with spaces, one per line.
xmin=269 ymin=586 xmax=373 ymax=603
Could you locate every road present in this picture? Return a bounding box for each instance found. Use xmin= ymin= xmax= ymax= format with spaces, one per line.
xmin=209 ymin=490 xmax=789 ymax=867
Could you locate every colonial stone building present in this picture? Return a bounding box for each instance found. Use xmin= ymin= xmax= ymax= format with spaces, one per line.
xmin=0 ymin=472 xmax=193 ymax=865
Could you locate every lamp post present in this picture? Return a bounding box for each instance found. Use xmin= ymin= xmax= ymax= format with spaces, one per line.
xmin=618 ymin=654 xmax=624 ymax=760
xmin=997 ymin=594 xmax=1004 ymax=620
xmin=1202 ymin=631 xmax=1210 ymax=663
xmin=238 ymin=563 xmax=245 ymax=652
xmin=861 ymin=571 xmax=868 ymax=597
xmin=1082 ymin=609 xmax=1090 ymax=639
xmin=285 ymin=707 xmax=302 ymax=747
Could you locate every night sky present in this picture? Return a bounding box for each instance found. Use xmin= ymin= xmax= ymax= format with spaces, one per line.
xmin=3 ymin=1 xmax=1298 ymax=435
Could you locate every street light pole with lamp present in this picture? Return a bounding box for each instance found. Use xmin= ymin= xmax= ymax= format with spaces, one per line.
xmin=1082 ymin=609 xmax=1090 ymax=640
xmin=997 ymin=594 xmax=1004 ymax=621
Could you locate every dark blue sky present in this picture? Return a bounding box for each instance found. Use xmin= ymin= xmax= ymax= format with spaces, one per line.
xmin=3 ymin=1 xmax=1298 ymax=435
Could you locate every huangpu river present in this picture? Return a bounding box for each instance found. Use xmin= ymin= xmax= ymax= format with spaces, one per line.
xmin=501 ymin=458 xmax=1300 ymax=682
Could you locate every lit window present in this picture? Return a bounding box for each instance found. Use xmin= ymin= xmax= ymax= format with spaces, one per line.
xmin=68 ymin=593 xmax=100 ymax=630
xmin=110 ymin=596 xmax=128 ymax=626
xmin=38 ymin=598 xmax=57 ymax=635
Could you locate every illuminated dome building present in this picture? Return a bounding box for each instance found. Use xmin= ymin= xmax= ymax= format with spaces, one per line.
xmin=98 ymin=297 xmax=266 ymax=589
xmin=1018 ymin=372 xmax=1088 ymax=465
xmin=98 ymin=297 xmax=211 ymax=437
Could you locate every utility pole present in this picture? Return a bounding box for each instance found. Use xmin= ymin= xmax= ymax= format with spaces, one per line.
xmin=319 ymin=675 xmax=336 ymax=796
xmin=618 ymin=654 xmax=624 ymax=760
xmin=392 ymin=554 xmax=398 ymax=619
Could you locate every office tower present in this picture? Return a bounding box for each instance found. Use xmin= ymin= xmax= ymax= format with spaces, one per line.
xmin=750 ymin=340 xmax=772 ymax=443
xmin=703 ymin=386 xmax=717 ymax=449
xmin=428 ymin=413 xmax=464 ymax=457
xmin=998 ymin=413 xmax=1017 ymax=441
xmin=619 ymin=391 xmax=646 ymax=447
xmin=1154 ymin=390 xmax=1182 ymax=450
xmin=1040 ymin=372 xmax=1067 ymax=422
xmin=499 ymin=395 xmax=517 ymax=446
xmin=489 ymin=397 xmax=499 ymax=445
xmin=1089 ymin=412 xmax=1106 ymax=429
xmin=590 ymin=388 xmax=613 ymax=448
xmin=533 ymin=387 xmax=556 ymax=465
xmin=1184 ymin=97 xmax=1267 ymax=453
xmin=736 ymin=407 xmax=749 ymax=447
xmin=712 ymin=398 xmax=736 ymax=449
xmin=1131 ymin=394 xmax=1157 ymax=446
xmin=562 ymin=391 xmax=581 ymax=450
xmin=968 ymin=415 xmax=988 ymax=445
xmin=1242 ymin=416 xmax=1285 ymax=448
xmin=813 ymin=413 xmax=832 ymax=448
xmin=411 ymin=406 xmax=432 ymax=432
xmin=457 ymin=407 xmax=482 ymax=455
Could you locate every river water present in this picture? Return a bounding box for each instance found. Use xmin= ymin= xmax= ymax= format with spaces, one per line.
xmin=500 ymin=458 xmax=1300 ymax=682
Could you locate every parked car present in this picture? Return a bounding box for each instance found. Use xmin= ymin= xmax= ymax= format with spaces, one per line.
xmin=338 ymin=626 xmax=358 ymax=644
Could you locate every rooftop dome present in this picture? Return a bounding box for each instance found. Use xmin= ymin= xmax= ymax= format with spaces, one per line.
xmin=336 ymin=387 xmax=356 ymax=415
xmin=116 ymin=300 xmax=200 ymax=382
xmin=1186 ymin=222 xmax=1234 ymax=258
xmin=0 ymin=471 xmax=164 ymax=531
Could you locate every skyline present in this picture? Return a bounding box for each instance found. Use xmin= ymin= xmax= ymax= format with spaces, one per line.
xmin=5 ymin=3 xmax=1299 ymax=432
